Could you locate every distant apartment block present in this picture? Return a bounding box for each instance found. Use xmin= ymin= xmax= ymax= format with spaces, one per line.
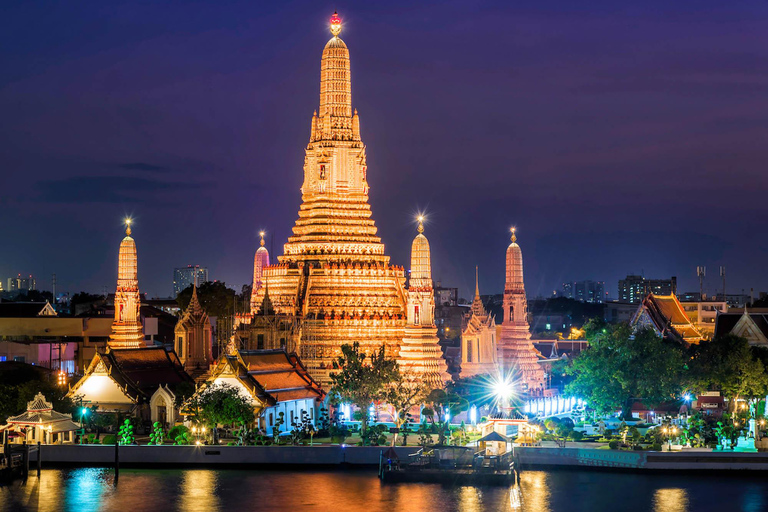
xmin=7 ymin=274 xmax=36 ymax=292
xmin=173 ymin=265 xmax=209 ymax=296
xmin=618 ymin=274 xmax=677 ymax=304
xmin=560 ymin=280 xmax=605 ymax=303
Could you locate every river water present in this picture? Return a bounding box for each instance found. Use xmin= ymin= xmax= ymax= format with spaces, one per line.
xmin=1 ymin=468 xmax=766 ymax=512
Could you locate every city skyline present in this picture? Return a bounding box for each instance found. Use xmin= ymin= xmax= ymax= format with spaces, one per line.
xmin=2 ymin=1 xmax=767 ymax=298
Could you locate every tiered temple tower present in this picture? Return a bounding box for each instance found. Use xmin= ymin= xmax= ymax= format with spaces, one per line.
xmin=497 ymin=228 xmax=546 ymax=394
xmin=256 ymin=13 xmax=407 ymax=385
xmin=460 ymin=267 xmax=498 ymax=377
xmin=175 ymin=285 xmax=213 ymax=381
xmin=108 ymin=219 xmax=145 ymax=349
xmin=250 ymin=231 xmax=270 ymax=312
xmin=397 ymin=217 xmax=449 ymax=388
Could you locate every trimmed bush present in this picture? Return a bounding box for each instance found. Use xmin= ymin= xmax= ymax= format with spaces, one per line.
xmin=651 ymin=442 xmax=662 ymax=451
xmin=608 ymin=440 xmax=619 ymax=450
xmin=101 ymin=434 xmax=116 ymax=445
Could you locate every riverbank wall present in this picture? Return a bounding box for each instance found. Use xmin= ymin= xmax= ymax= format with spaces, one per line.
xmin=29 ymin=444 xmax=420 ymax=468
xmin=516 ymin=446 xmax=768 ymax=471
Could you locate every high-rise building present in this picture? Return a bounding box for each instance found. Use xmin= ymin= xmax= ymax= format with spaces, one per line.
xmin=497 ymin=228 xmax=546 ymax=394
xmin=253 ymin=13 xmax=411 ymax=385
xmin=619 ymin=275 xmax=677 ymax=304
xmin=560 ymin=280 xmax=605 ymax=303
xmin=173 ymin=265 xmax=208 ymax=296
xmin=110 ymin=220 xmax=145 ymax=349
xmin=7 ymin=274 xmax=36 ymax=292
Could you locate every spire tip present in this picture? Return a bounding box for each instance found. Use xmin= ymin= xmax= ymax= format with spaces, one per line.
xmin=330 ymin=11 xmax=342 ymax=36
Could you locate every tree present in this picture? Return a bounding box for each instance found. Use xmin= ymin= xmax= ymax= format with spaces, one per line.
xmin=0 ymin=363 xmax=75 ymax=423
xmin=421 ymin=389 xmax=469 ymax=445
xmin=688 ymin=334 xmax=768 ymax=411
xmin=328 ymin=342 xmax=400 ymax=445
xmin=564 ymin=324 xmax=685 ymax=420
xmin=176 ymin=281 xmax=236 ymax=318
xmin=386 ymin=371 xmax=429 ymax=446
xmin=184 ymin=383 xmax=255 ymax=442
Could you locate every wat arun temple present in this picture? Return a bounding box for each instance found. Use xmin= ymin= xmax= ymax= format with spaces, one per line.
xmin=240 ymin=13 xmax=545 ymax=391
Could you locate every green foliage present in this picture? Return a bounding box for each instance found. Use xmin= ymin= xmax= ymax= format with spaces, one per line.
xmin=421 ymin=389 xmax=469 ymax=445
xmin=361 ymin=424 xmax=388 ymax=446
xmin=386 ymin=371 xmax=429 ymax=446
xmin=118 ymin=419 xmax=135 ymax=445
xmin=176 ymin=281 xmax=237 ymax=317
xmin=0 ymin=363 xmax=76 ymax=423
xmin=565 ymin=324 xmax=685 ymax=419
xmin=148 ymin=422 xmax=165 ymax=445
xmin=101 ymin=434 xmax=116 ymax=445
xmin=688 ymin=334 xmax=768 ymax=409
xmin=168 ymin=425 xmax=191 ymax=445
xmin=272 ymin=412 xmax=285 ymax=444
xmin=328 ymin=342 xmax=400 ymax=444
xmin=236 ymin=424 xmax=255 ymax=446
xmin=289 ymin=410 xmax=316 ymax=446
xmin=184 ymin=383 xmax=255 ymax=429
xmin=608 ymin=439 xmax=619 ymax=450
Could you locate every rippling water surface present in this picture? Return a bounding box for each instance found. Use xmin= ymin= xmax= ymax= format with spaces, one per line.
xmin=1 ymin=468 xmax=767 ymax=512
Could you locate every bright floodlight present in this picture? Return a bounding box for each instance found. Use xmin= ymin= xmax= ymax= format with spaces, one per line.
xmin=684 ymin=393 xmax=692 ymax=402
xmin=493 ymin=378 xmax=514 ymax=401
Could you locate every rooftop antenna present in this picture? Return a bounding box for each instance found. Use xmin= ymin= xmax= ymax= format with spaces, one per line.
xmin=719 ymin=266 xmax=726 ymax=302
xmin=697 ymin=266 xmax=706 ymax=301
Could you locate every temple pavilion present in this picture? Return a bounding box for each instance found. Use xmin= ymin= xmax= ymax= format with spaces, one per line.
xmin=1 ymin=393 xmax=80 ymax=445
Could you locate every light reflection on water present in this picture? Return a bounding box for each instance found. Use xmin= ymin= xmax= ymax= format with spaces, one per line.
xmin=654 ymin=488 xmax=688 ymax=512
xmin=1 ymin=468 xmax=768 ymax=511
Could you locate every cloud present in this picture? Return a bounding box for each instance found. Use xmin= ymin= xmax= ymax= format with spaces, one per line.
xmin=37 ymin=176 xmax=204 ymax=204
xmin=118 ymin=162 xmax=168 ymax=172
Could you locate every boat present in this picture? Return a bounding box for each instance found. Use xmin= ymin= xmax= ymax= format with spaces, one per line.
xmin=379 ymin=438 xmax=516 ymax=486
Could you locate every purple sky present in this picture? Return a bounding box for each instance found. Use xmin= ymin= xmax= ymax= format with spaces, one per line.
xmin=2 ymin=1 xmax=768 ymax=299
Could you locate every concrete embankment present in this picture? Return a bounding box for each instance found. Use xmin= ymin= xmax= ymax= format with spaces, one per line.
xmin=30 ymin=444 xmax=421 ymax=468
xmin=516 ymin=447 xmax=768 ymax=471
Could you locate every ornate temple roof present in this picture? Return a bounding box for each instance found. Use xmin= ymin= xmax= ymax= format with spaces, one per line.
xmin=70 ymin=347 xmax=194 ymax=403
xmin=240 ymin=349 xmax=326 ymax=402
xmin=6 ymin=393 xmax=79 ymax=431
xmin=631 ymin=293 xmax=703 ymax=345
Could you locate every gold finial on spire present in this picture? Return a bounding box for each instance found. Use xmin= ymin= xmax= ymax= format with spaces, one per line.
xmin=475 ymin=265 xmax=480 ymax=297
xmin=259 ymin=231 xmax=266 ymax=247
xmin=124 ymin=217 xmax=133 ymax=236
xmin=417 ymin=215 xmax=425 ymax=234
xmin=510 ymin=226 xmax=517 ymax=243
xmin=330 ymin=11 xmax=342 ymax=36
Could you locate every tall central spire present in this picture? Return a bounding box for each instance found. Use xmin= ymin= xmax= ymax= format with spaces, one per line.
xmin=258 ymin=12 xmax=408 ymax=386
xmin=283 ymin=10 xmax=383 ymax=264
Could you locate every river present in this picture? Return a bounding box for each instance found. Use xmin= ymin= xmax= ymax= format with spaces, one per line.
xmin=1 ymin=468 xmax=766 ymax=512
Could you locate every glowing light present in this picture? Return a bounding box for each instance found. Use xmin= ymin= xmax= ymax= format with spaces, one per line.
xmin=494 ymin=379 xmax=514 ymax=401
xmin=469 ymin=405 xmax=477 ymax=424
xmin=124 ymin=217 xmax=132 ymax=226
xmin=683 ymin=393 xmax=692 ymax=402
xmin=330 ymin=11 xmax=342 ymax=36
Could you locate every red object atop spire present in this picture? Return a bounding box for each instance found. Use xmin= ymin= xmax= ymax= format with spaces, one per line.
xmin=330 ymin=11 xmax=341 ymax=26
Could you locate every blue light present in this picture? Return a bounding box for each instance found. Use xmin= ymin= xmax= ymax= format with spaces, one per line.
xmin=469 ymin=405 xmax=477 ymax=425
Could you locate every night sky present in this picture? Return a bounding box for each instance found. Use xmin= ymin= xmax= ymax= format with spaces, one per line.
xmin=2 ymin=1 xmax=767 ymax=300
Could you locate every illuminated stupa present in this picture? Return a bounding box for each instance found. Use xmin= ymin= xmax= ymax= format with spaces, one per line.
xmin=397 ymin=217 xmax=449 ymax=388
xmin=250 ymin=231 xmax=270 ymax=312
xmin=497 ymin=228 xmax=546 ymax=394
xmin=256 ymin=12 xmax=408 ymax=384
xmin=108 ymin=219 xmax=145 ymax=349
